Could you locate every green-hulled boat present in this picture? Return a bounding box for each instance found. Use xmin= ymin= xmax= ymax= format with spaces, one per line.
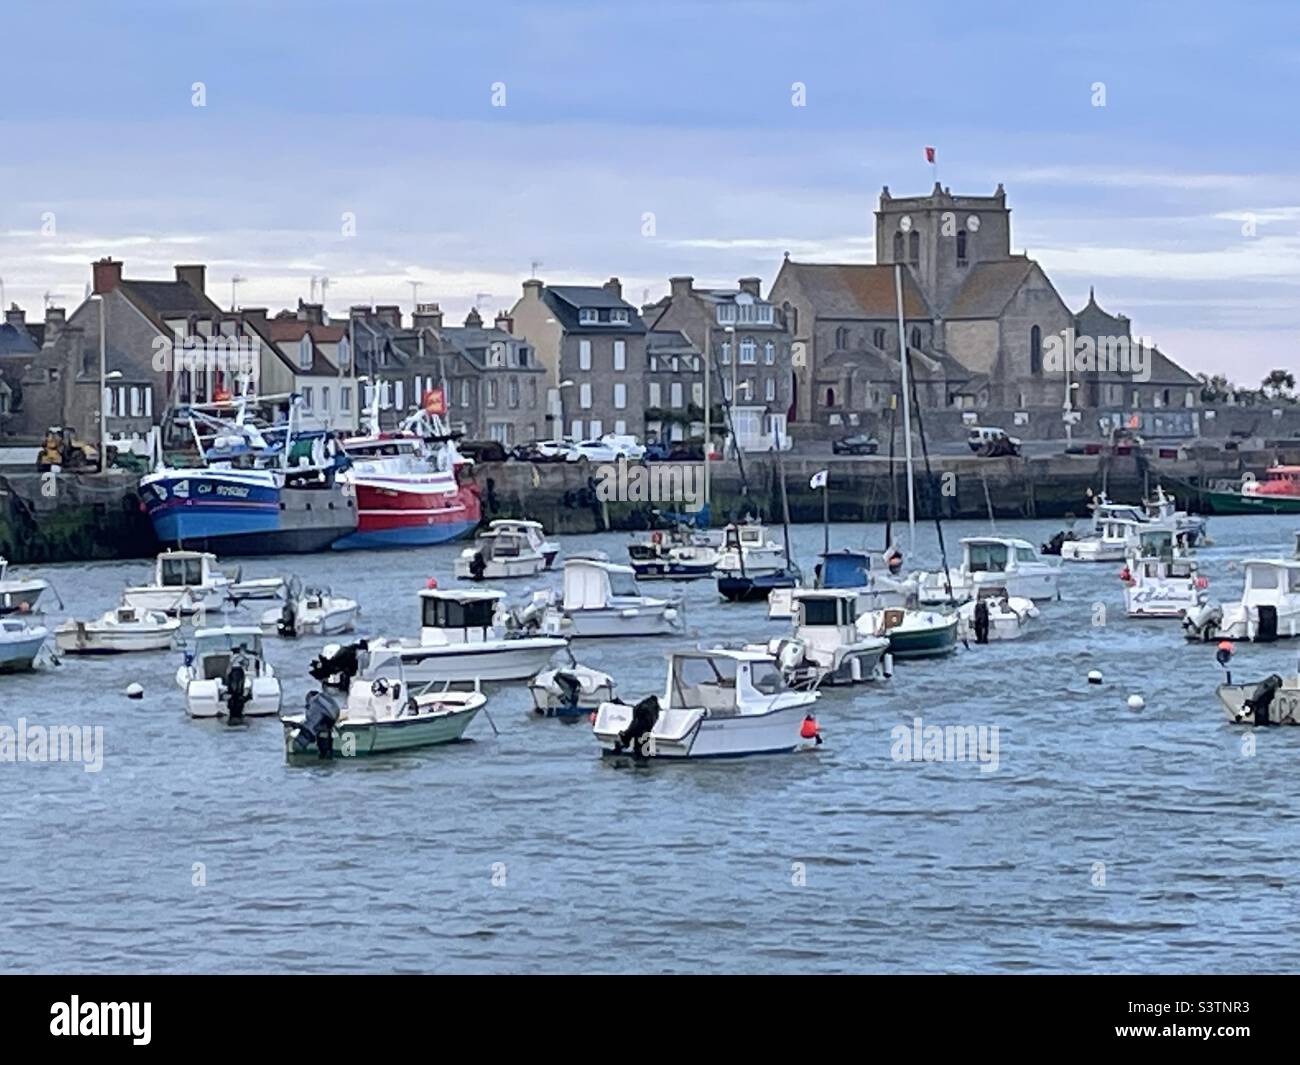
xmin=857 ymin=607 xmax=960 ymax=659
xmin=1204 ymin=467 xmax=1300 ymax=515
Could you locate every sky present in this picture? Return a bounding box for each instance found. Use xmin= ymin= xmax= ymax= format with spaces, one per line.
xmin=1 ymin=0 xmax=1298 ymax=384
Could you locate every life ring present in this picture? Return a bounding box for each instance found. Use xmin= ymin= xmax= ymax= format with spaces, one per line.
xmin=651 ymin=531 xmax=663 ymax=544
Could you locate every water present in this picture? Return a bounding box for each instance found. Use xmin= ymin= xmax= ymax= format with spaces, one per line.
xmin=2 ymin=515 xmax=1299 ymax=973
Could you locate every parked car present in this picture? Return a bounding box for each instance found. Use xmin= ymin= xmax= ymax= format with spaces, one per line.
xmin=832 ymin=433 xmax=880 ymax=456
xmin=967 ymin=426 xmax=1021 ymax=455
xmin=526 ymin=438 xmax=578 ymax=462
xmin=566 ymin=439 xmax=630 ymax=464
xmin=457 ymin=439 xmax=508 ymax=463
xmin=599 ymin=433 xmax=646 ymax=460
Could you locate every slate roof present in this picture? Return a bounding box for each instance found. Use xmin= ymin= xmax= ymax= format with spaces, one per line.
xmin=945 ymin=258 xmax=1036 ymax=319
xmin=777 ymin=262 xmax=931 ymax=319
xmin=543 ymin=286 xmax=647 ymax=333
xmin=0 ymin=322 xmax=40 ymax=357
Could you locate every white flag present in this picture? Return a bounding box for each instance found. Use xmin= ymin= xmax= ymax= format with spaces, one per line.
xmin=809 ymin=469 xmax=828 ymax=490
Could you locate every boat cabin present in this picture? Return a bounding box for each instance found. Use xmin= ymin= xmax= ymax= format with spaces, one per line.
xmin=961 ymin=537 xmax=1041 ymax=573
xmin=1245 ymin=466 xmax=1300 ymax=498
xmin=820 ymin=550 xmax=871 ymax=589
xmin=562 ymin=558 xmax=641 ymax=609
xmin=190 ymin=627 xmax=266 ymax=680
xmin=724 ymin=523 xmax=772 ymax=551
xmin=419 ymin=589 xmax=505 ymax=642
xmin=156 ymin=550 xmax=220 ymax=588
xmin=793 ymin=589 xmax=859 ymax=629
xmin=665 ymin=650 xmax=787 ymax=714
xmin=1135 ymin=529 xmax=1176 ymax=559
xmin=1241 ymin=560 xmax=1300 ymax=601
xmin=476 ymin=528 xmax=534 ymax=561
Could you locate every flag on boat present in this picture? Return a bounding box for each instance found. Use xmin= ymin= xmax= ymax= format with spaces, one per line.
xmin=810 ymin=469 xmax=829 ymax=490
xmin=925 ymin=146 xmax=936 ymax=164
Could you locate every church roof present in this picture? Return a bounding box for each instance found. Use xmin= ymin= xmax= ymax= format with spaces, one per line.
xmin=945 ymin=258 xmax=1036 ymax=318
xmin=777 ymin=261 xmax=931 ymax=319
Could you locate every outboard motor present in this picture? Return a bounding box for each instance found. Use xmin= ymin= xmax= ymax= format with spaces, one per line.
xmin=468 ymin=550 xmax=487 ymax=582
xmin=973 ymin=598 xmax=991 ymax=644
xmin=295 ymin=690 xmax=342 ymax=757
xmin=309 ymin=640 xmax=367 ymax=690
xmin=553 ymin=670 xmax=583 ymax=715
xmin=277 ymin=597 xmax=298 ymax=638
xmin=225 ymin=659 xmax=249 ymax=723
xmin=615 ymin=694 xmax=661 ymax=757
xmin=1244 ymin=674 xmax=1284 ymax=726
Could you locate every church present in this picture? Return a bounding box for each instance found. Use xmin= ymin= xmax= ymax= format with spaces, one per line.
xmin=770 ymin=184 xmax=1201 ymax=430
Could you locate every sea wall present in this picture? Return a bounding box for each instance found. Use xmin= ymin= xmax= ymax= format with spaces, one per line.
xmin=0 ymin=472 xmax=155 ymax=563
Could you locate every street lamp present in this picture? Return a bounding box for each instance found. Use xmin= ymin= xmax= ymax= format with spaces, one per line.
xmin=88 ymin=294 xmax=110 ymax=470
xmin=549 ymin=379 xmax=574 ymax=440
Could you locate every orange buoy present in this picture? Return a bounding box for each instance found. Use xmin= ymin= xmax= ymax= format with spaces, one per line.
xmin=1217 ymin=639 xmax=1234 ymax=654
xmin=426 ymin=577 xmax=438 ymax=589
xmin=800 ymin=715 xmax=819 ymax=740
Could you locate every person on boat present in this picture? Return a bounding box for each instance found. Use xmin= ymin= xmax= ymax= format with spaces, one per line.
xmin=226 ymin=646 xmax=251 ymax=721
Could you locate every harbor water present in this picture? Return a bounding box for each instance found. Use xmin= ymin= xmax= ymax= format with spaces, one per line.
xmin=2 ymin=515 xmax=1299 ymax=973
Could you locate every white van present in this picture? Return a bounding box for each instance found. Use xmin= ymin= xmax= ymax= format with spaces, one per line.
xmin=967 ymin=426 xmax=1021 ymax=453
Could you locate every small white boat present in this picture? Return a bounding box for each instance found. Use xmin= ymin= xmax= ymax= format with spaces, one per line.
xmin=176 ymin=626 xmax=281 ymax=718
xmin=55 ymin=604 xmax=180 ymax=655
xmin=592 ymin=648 xmax=821 ymax=759
xmin=1218 ymin=672 xmax=1300 ymax=725
xmin=776 ymin=588 xmax=890 ymax=685
xmin=529 ymin=661 xmax=617 ymax=717
xmin=628 ymin=526 xmax=719 ymax=581
xmin=542 ymin=557 xmax=686 ymax=638
xmin=857 ymin=606 xmax=959 ymax=659
xmin=367 ymin=588 xmax=567 ymax=683
xmin=1184 ymin=559 xmax=1300 ymax=642
xmin=488 ymin=519 xmax=559 ymax=567
xmin=227 ymin=576 xmax=287 ymax=604
xmin=455 ymin=525 xmax=548 ymax=581
xmin=1060 ymin=511 xmax=1142 ymax=562
xmin=0 ymin=556 xmax=49 ymax=616
xmin=919 ymin=537 xmax=1059 ymax=604
xmin=124 ymin=550 xmax=231 ymax=615
xmin=715 ymin=521 xmax=800 ymax=601
xmin=1122 ymin=529 xmax=1204 ymax=619
xmin=957 ymin=593 xmax=1039 ymax=642
xmin=282 ymin=656 xmax=486 ymax=758
xmin=261 ymin=579 xmax=358 ymax=637
xmin=768 ymin=548 xmax=915 ymax=621
xmin=0 ymin=617 xmax=49 ymax=672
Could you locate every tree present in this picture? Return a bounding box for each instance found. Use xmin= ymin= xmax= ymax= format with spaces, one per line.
xmin=1261 ymin=369 xmax=1297 ymax=401
xmin=1197 ymin=372 xmax=1232 ymax=403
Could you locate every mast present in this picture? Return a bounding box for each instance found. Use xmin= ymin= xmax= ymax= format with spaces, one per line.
xmin=774 ymin=442 xmax=794 ymax=573
xmin=894 ymin=263 xmax=916 ymax=552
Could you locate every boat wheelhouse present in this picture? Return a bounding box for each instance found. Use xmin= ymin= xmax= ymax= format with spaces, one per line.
xmin=124 ymin=550 xmax=232 ymax=615
xmin=488 ymin=519 xmax=559 ymax=568
xmin=0 ymin=617 xmax=48 ymax=672
xmin=550 ymin=557 xmax=685 ymax=637
xmin=455 ymin=526 xmax=547 ymax=581
xmin=715 ymin=522 xmax=799 ymax=601
xmin=919 ymin=536 xmax=1058 ymax=604
xmin=1184 ymin=559 xmax=1300 ymax=642
xmin=0 ymin=556 xmax=49 ymax=616
xmin=1121 ymin=528 xmax=1203 ymax=619
xmin=786 ymin=589 xmax=890 ymax=685
xmin=768 ymin=548 xmax=914 ymax=621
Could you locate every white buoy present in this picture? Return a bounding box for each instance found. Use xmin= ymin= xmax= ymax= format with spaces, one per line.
xmin=882 ymin=652 xmax=894 ymax=679
xmin=125 ymin=682 xmax=144 ymax=700
xmin=1087 ymin=670 xmax=1103 ymax=685
xmin=1127 ymin=694 xmax=1145 ymax=710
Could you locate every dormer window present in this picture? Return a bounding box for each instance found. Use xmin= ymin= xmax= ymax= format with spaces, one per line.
xmin=298 ymin=334 xmax=313 ymax=370
xmin=579 ymin=308 xmax=599 ymax=325
xmin=716 ymin=304 xmax=736 ymax=324
xmin=609 ymin=308 xmax=629 ymax=325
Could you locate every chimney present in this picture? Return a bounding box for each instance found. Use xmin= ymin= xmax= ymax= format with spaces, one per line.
xmin=738 ymin=277 xmax=762 ymax=297
xmin=375 ymin=304 xmax=402 ymax=329
xmin=603 ymin=277 xmax=622 ymax=300
xmin=494 ymin=310 xmax=513 ymax=333
xmin=669 ymin=276 xmax=694 ymax=302
xmin=464 ymin=308 xmax=483 ymax=329
xmin=240 ymin=307 xmax=269 ymax=331
xmin=349 ymin=304 xmax=372 ymax=322
xmin=5 ymin=304 xmax=25 ymax=328
xmin=413 ymin=302 xmax=443 ymax=330
xmin=295 ymin=299 xmax=324 ymax=326
xmin=175 ymin=264 xmax=206 ymax=294
xmin=522 ymin=278 xmax=544 ymax=300
xmin=44 ymin=306 xmax=66 ymax=346
xmin=92 ymin=257 xmax=123 ymax=295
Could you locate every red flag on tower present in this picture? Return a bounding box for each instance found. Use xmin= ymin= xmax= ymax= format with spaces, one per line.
xmin=925 ymin=146 xmax=936 ymax=164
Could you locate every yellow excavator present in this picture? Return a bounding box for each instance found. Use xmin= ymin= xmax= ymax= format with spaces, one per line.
xmin=36 ymin=426 xmax=98 ymax=471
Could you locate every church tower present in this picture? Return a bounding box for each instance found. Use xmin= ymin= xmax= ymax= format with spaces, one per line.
xmin=875 ymin=183 xmax=1013 ymax=314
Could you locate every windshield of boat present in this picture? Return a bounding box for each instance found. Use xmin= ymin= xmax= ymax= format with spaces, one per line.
xmin=161 ymin=556 xmax=204 ymax=586
xmin=749 ymin=661 xmax=785 ymax=695
xmin=196 ymin=631 xmax=262 ymax=657
xmin=967 ymin=542 xmax=1008 ymax=572
xmin=800 ymin=597 xmax=843 ymax=626
xmin=1015 ymin=547 xmax=1038 ymax=563
xmin=423 ymin=596 xmax=496 ymax=629
xmin=670 ymin=655 xmax=738 ymax=710
xmin=608 ymin=571 xmax=641 ymax=597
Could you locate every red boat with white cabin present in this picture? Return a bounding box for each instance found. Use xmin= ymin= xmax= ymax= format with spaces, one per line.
xmin=332 ymin=388 xmax=480 ymax=550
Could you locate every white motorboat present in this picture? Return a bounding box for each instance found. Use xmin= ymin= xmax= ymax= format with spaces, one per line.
xmin=124 ymin=550 xmax=231 ymax=615
xmin=1218 ymin=671 xmax=1300 ymax=725
xmin=261 ymin=579 xmax=358 ymax=637
xmin=541 ymin=557 xmax=686 ymax=638
xmin=227 ymin=576 xmax=287 ymax=604
xmin=919 ymin=537 xmax=1058 ymax=605
xmin=1143 ymin=485 xmax=1207 ymax=545
xmin=592 ymin=648 xmax=821 ymax=759
xmin=768 ymin=549 xmax=915 ymax=621
xmin=1121 ymin=529 xmax=1204 ymax=619
xmin=529 ymin=660 xmax=617 ymax=717
xmin=0 ymin=556 xmax=49 ymax=616
xmin=282 ymin=654 xmax=486 ymax=758
xmin=1184 ymin=559 xmax=1300 ymax=642
xmin=857 ymin=606 xmax=959 ymax=659
xmin=455 ymin=525 xmax=548 ymax=581
xmin=773 ymin=589 xmax=890 ymax=685
xmin=715 ymin=522 xmax=800 ymax=601
xmin=55 ymin=604 xmax=180 ymax=655
xmin=1060 ymin=511 xmax=1142 ymax=562
xmin=366 ymin=588 xmax=567 ymax=683
xmin=0 ymin=617 xmax=49 ymax=672
xmin=628 ymin=525 xmax=719 ymax=581
xmin=176 ymin=625 xmax=281 ymax=718
xmin=488 ymin=519 xmax=559 ymax=568
xmin=957 ymin=593 xmax=1039 ymax=642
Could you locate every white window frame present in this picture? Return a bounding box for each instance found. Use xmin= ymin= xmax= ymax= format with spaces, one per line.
xmin=579 ymin=339 xmax=592 ymax=371
xmin=580 ymin=382 xmax=592 ymax=409
xmin=613 ymin=382 xmax=627 ymax=409
xmin=579 ymin=308 xmax=599 ymax=325
xmin=613 ymin=339 xmax=626 ymax=371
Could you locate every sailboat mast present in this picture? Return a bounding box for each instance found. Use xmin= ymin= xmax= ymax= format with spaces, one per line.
xmin=894 ymin=263 xmax=917 ymax=551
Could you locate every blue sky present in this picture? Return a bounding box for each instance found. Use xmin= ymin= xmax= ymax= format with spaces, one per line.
xmin=2 ymin=0 xmax=1298 ymax=382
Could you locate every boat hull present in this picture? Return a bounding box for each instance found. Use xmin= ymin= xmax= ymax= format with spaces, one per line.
xmin=560 ymin=605 xmax=684 ymax=638
xmin=717 ymin=571 xmax=798 ymax=602
xmin=368 ymin=637 xmax=565 ymax=683
xmin=594 ymin=700 xmax=813 ymax=758
xmin=1204 ymin=489 xmax=1300 ymax=515
xmin=1218 ymin=678 xmax=1300 ymax=725
xmin=0 ymin=634 xmax=47 ymax=672
xmin=332 ymin=478 xmax=479 ymax=550
xmin=285 ymin=706 xmax=480 ymax=758
xmin=55 ymin=626 xmax=178 ymax=655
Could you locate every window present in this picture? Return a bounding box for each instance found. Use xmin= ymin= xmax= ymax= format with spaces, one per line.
xmin=835 ymin=326 xmax=849 ymax=349
xmin=299 ymin=334 xmax=313 ymax=370
xmin=1131 ymin=389 xmax=1140 ymax=408
xmin=764 ymin=341 xmax=775 ymax=365
xmin=910 ymin=326 xmax=922 ymax=349
xmin=579 ymin=308 xmax=599 ymax=325
xmin=303 ymin=386 xmax=314 ymax=410
xmin=508 ymin=378 xmax=519 ymax=408
xmin=145 ymin=389 xmax=153 ymax=417
xmin=893 ymin=231 xmax=905 ymax=260
xmin=614 ymin=382 xmax=626 ymax=409
xmin=765 ymin=377 xmax=775 ymax=402
xmin=649 ymin=381 xmax=661 ymax=407
xmin=394 ymin=379 xmax=404 ymax=411
xmin=579 ymin=382 xmax=592 ymax=409
xmin=716 ymin=304 xmax=736 ymax=324
xmin=529 ymin=380 xmax=538 ymax=407
xmin=782 ymin=301 xmax=797 ymax=334
xmin=825 ymin=387 xmax=836 ymax=408
xmin=610 ymin=308 xmax=629 ymax=325
xmin=670 ymin=382 xmax=683 ymax=408
xmin=341 ymin=386 xmax=352 ymax=412
xmin=338 ymin=337 xmax=350 ymax=368
xmin=579 ymin=339 xmax=592 ymax=370
xmin=956 ymin=230 xmax=967 ymax=264
xmin=321 ymin=387 xmax=330 ymax=413
xmin=873 ymin=327 xmax=886 ymax=348
xmin=740 ymin=336 xmax=756 ymax=364
xmin=571 ymin=419 xmax=583 ymax=438
xmin=1030 ymin=325 xmax=1042 ymax=374
xmin=908 ymin=231 xmax=920 ymax=264
xmin=614 ymin=420 xmax=626 ymax=435
xmin=130 ymin=387 xmax=143 ymax=417
xmin=720 ymin=340 xmax=732 ymax=365
xmin=692 ymin=382 xmax=703 ymax=405
xmin=590 ymin=419 xmax=603 ymax=437
xmin=460 ymin=380 xmax=471 ymax=407
xmin=614 ymin=340 xmax=626 ymax=371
